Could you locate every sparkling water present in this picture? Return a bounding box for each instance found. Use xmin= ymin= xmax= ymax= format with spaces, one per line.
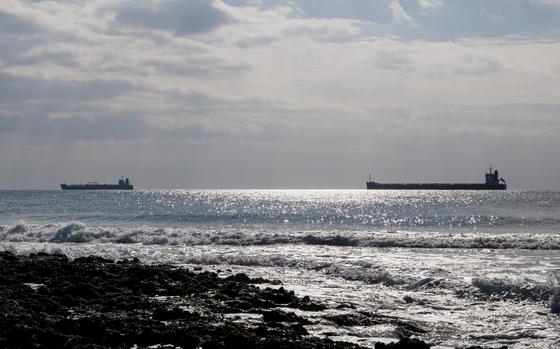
xmin=1 ymin=190 xmax=559 ymax=348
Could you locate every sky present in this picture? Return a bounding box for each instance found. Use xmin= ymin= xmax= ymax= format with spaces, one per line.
xmin=1 ymin=0 xmax=560 ymax=189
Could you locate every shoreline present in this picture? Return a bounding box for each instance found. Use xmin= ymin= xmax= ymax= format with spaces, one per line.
xmin=0 ymin=251 xmax=511 ymax=349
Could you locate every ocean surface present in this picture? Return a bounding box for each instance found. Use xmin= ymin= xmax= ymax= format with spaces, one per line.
xmin=1 ymin=189 xmax=559 ymax=348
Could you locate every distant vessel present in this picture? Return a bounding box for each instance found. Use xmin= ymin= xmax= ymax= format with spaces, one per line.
xmin=61 ymin=177 xmax=133 ymax=190
xmin=366 ymin=168 xmax=506 ymax=190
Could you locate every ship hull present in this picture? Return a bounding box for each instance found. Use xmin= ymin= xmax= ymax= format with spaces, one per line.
xmin=366 ymin=182 xmax=506 ymax=190
xmin=60 ymin=184 xmax=133 ymax=190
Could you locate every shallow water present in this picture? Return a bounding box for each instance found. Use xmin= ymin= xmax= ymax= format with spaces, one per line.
xmin=1 ymin=190 xmax=559 ymax=348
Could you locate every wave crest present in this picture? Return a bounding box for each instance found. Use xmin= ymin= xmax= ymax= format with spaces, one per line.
xmin=50 ymin=222 xmax=114 ymax=243
xmin=323 ymin=264 xmax=403 ymax=286
xmin=471 ymin=277 xmax=551 ymax=302
xmin=7 ymin=224 xmax=27 ymax=234
xmin=303 ymin=234 xmax=358 ymax=246
xmin=2 ymin=223 xmax=560 ymax=251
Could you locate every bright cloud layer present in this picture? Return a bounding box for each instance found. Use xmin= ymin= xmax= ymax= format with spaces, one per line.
xmin=1 ymin=0 xmax=560 ymax=189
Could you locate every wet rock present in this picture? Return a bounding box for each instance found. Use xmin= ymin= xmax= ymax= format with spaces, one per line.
xmin=153 ymin=307 xmax=199 ymax=321
xmin=0 ymin=251 xmax=19 ymax=262
xmin=290 ymin=294 xmax=326 ymax=311
xmin=224 ymin=299 xmax=255 ymax=312
xmin=261 ymin=309 xmax=311 ymax=325
xmin=261 ymin=286 xmax=298 ymax=304
xmin=403 ymin=295 xmax=415 ymax=304
xmin=326 ymin=311 xmax=391 ymax=327
xmin=0 ymin=252 xmax=363 ymax=349
xmin=336 ymin=303 xmax=357 ymax=309
xmin=225 ymin=272 xmax=252 ymax=283
xmin=74 ymin=255 xmax=114 ymax=264
xmin=116 ymin=257 xmax=140 ymax=264
xmin=327 ymin=313 xmax=375 ymax=326
xmin=375 ymin=338 xmax=431 ymax=349
xmin=326 ymin=311 xmax=426 ymax=338
xmin=457 ymin=346 xmax=508 ymax=349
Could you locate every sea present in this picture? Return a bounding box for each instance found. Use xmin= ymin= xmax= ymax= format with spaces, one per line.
xmin=1 ymin=189 xmax=559 ymax=348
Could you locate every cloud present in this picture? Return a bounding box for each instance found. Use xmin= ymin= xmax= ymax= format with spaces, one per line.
xmin=144 ymin=57 xmax=250 ymax=77
xmin=0 ymin=113 xmax=151 ymax=141
xmin=163 ymin=124 xmax=226 ymax=139
xmin=0 ymin=112 xmax=232 ymax=142
xmin=418 ymin=0 xmax=443 ymax=10
xmin=0 ymin=10 xmax=41 ymax=34
xmin=1 ymin=0 xmax=560 ymax=188
xmin=114 ymin=0 xmax=232 ymax=35
xmin=235 ymin=34 xmax=279 ymax=48
xmin=282 ymin=17 xmax=363 ymax=40
xmin=531 ymin=0 xmax=560 ymax=6
xmin=244 ymin=0 xmax=262 ymax=7
xmin=389 ymin=0 xmax=413 ymax=23
xmin=0 ymin=73 xmax=132 ymax=102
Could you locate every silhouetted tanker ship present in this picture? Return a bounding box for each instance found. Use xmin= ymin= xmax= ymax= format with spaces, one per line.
xmin=367 ymin=168 xmax=506 ymax=190
xmin=61 ymin=177 xmax=133 ymax=190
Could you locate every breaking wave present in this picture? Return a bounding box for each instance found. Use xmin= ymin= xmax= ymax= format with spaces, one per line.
xmin=2 ymin=223 xmax=560 ymax=250
xmin=320 ymin=264 xmax=404 ymax=286
xmin=140 ymin=253 xmax=406 ymax=286
xmin=302 ymin=234 xmax=358 ymax=246
xmin=471 ymin=277 xmax=551 ymax=302
xmin=50 ymin=222 xmax=115 ymax=243
xmin=2 ymin=235 xmax=557 ymax=309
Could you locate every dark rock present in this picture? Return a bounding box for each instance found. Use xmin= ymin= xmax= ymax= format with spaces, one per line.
xmin=261 ymin=286 xmax=298 ymax=304
xmin=74 ymin=255 xmax=114 ymax=264
xmin=403 ymin=295 xmax=415 ymax=304
xmin=326 ymin=311 xmax=426 ymax=338
xmin=456 ymin=347 xmax=508 ymax=349
xmin=336 ymin=303 xmax=357 ymax=309
xmin=261 ymin=309 xmax=311 ymax=325
xmin=290 ymin=294 xmax=326 ymax=311
xmin=0 ymin=252 xmax=365 ymax=349
xmin=225 ymin=273 xmax=252 ymax=283
xmin=327 ymin=313 xmax=371 ymax=326
xmin=375 ymin=338 xmax=431 ymax=349
xmin=224 ymin=299 xmax=254 ymax=312
xmin=153 ymin=307 xmax=199 ymax=321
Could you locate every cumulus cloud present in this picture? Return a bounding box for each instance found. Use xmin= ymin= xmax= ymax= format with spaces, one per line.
xmin=418 ymin=0 xmax=443 ymax=10
xmin=144 ymin=56 xmax=250 ymax=77
xmin=0 ymin=113 xmax=151 ymax=141
xmin=1 ymin=0 xmax=560 ymax=188
xmin=388 ymin=0 xmax=413 ymax=23
xmin=0 ymin=73 xmax=132 ymax=102
xmin=0 ymin=10 xmax=41 ymax=34
xmin=244 ymin=0 xmax=263 ymax=7
xmin=114 ymin=0 xmax=232 ymax=35
xmin=531 ymin=0 xmax=560 ymax=6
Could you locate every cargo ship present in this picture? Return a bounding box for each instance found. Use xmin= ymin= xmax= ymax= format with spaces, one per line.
xmin=366 ymin=168 xmax=506 ymax=190
xmin=61 ymin=177 xmax=133 ymax=190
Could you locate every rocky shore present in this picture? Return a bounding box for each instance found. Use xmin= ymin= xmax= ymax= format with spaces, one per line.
xmin=0 ymin=252 xmax=505 ymax=349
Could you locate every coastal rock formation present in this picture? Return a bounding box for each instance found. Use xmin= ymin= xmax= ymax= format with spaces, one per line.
xmin=0 ymin=252 xmax=507 ymax=349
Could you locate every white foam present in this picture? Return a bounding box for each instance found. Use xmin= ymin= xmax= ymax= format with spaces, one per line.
xmin=2 ymin=223 xmax=560 ymax=251
xmin=2 ymin=240 xmax=560 ymax=348
xmin=321 ymin=264 xmax=404 ymax=286
xmin=471 ymin=277 xmax=551 ymax=302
